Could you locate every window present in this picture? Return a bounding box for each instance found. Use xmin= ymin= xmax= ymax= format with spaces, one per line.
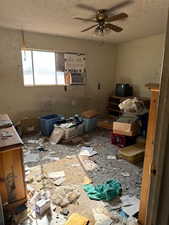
xmin=21 ymin=50 xmax=65 ymax=86
xmin=21 ymin=50 xmax=86 ymax=86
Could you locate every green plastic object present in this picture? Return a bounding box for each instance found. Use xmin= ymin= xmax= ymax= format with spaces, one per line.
xmin=83 ymin=179 xmax=122 ymax=201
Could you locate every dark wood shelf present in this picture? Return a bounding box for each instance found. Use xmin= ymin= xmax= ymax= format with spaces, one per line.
xmin=107 ymin=95 xmax=150 ymax=116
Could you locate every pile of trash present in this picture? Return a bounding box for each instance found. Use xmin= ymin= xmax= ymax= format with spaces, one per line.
xmin=51 ymin=185 xmax=81 ymax=208
xmin=119 ymin=97 xmax=145 ymax=114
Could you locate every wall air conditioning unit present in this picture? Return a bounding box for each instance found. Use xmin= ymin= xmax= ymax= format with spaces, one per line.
xmin=71 ymin=72 xmax=84 ymax=85
xmin=65 ymin=72 xmax=85 ymax=85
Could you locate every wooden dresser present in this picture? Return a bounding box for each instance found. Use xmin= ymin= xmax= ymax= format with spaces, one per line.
xmin=139 ymin=85 xmax=160 ymax=225
xmin=0 ymin=114 xmax=27 ymax=210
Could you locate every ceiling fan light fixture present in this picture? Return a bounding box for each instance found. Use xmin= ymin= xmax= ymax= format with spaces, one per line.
xmin=94 ymin=25 xmax=111 ymax=36
xmin=75 ymin=1 xmax=130 ymax=35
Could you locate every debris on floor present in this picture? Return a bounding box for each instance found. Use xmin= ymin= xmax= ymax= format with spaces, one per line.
xmin=50 ymin=127 xmax=65 ymax=144
xmin=48 ymin=171 xmax=65 ymax=179
xmin=47 ymin=171 xmax=66 ymax=186
xmin=80 ymin=158 xmax=98 ymax=171
xmin=79 ymin=146 xmax=98 ymax=157
xmin=121 ymin=172 xmax=130 ymax=177
xmin=14 ymin=129 xmax=142 ymax=225
xmin=64 ymin=213 xmax=89 ymax=225
xmin=93 ymin=208 xmax=113 ymax=225
xmin=83 ymin=176 xmax=92 ymax=185
xmin=60 ymin=208 xmax=70 ymax=216
xmin=51 ymin=185 xmax=81 ymax=207
xmin=120 ymin=195 xmax=140 ymax=217
xmin=35 ymin=198 xmax=51 ymax=216
xmin=107 ymin=155 xmax=117 ymax=160
xmin=83 ymin=179 xmax=122 ymax=201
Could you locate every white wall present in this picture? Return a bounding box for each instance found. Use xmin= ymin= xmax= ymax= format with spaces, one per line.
xmin=0 ymin=27 xmax=165 ymax=121
xmin=115 ymin=34 xmax=165 ymax=97
xmin=0 ymin=27 xmax=116 ymax=121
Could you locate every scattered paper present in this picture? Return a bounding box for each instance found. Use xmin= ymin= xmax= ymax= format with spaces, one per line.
xmin=53 ymin=177 xmax=65 ymax=186
xmin=93 ymin=209 xmax=112 ymax=225
xmin=42 ymin=156 xmax=60 ymax=161
xmin=83 ymin=160 xmax=98 ymax=171
xmin=121 ymin=195 xmax=140 ymax=217
xmin=71 ymin=163 xmax=80 ymax=167
xmin=25 ymin=170 xmax=30 ymax=176
xmin=66 ymin=156 xmax=72 ymax=159
xmin=27 ymin=140 xmax=39 ymax=144
xmin=48 ymin=171 xmax=65 ymax=179
xmin=107 ymin=155 xmax=116 ymax=160
xmin=121 ymin=172 xmax=130 ymax=177
xmin=25 ymin=165 xmax=30 ymax=172
xmin=80 ymin=146 xmax=98 ymax=157
xmin=24 ymin=153 xmax=39 ymax=163
xmin=50 ymin=127 xmax=64 ymax=144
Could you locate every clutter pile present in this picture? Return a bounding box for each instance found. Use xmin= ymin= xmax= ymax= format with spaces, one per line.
xmin=38 ymin=110 xmax=98 ymax=145
xmin=112 ymin=97 xmax=148 ymax=163
xmin=83 ymin=179 xmax=122 ymax=201
xmin=4 ymin=107 xmax=143 ymax=225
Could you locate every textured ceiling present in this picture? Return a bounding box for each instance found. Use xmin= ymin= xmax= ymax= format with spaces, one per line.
xmin=0 ymin=0 xmax=168 ymax=43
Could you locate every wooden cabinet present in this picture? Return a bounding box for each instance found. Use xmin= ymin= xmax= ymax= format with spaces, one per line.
xmin=0 ymin=114 xmax=27 ymax=210
xmin=139 ymin=87 xmax=159 ymax=225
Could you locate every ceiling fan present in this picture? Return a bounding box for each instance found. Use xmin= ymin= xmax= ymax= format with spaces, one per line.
xmin=74 ymin=0 xmax=132 ymax=34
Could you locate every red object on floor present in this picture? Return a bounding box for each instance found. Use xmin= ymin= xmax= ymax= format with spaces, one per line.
xmin=111 ymin=133 xmax=136 ymax=148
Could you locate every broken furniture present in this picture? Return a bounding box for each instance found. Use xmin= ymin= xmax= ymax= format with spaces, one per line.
xmin=0 ymin=114 xmax=26 ymax=211
xmin=139 ymin=85 xmax=159 ymax=225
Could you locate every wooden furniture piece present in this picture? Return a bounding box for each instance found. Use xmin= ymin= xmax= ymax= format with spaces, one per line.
xmin=139 ymin=86 xmax=160 ymax=225
xmin=0 ymin=114 xmax=26 ymax=210
xmin=107 ymin=95 xmax=150 ymax=116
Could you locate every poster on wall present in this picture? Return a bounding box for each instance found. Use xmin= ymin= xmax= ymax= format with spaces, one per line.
xmin=64 ymin=53 xmax=86 ymax=85
xmin=64 ymin=53 xmax=86 ymax=73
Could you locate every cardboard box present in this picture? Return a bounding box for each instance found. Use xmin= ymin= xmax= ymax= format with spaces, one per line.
xmin=20 ymin=118 xmax=39 ymax=135
xmin=97 ymin=120 xmax=113 ymax=130
xmin=113 ymin=121 xmax=138 ymax=136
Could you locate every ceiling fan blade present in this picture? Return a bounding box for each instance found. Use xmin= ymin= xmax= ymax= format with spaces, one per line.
xmin=81 ymin=24 xmax=98 ymax=32
xmin=76 ymin=3 xmax=97 ymax=12
xmin=74 ymin=17 xmax=96 ymax=22
xmin=106 ymin=0 xmax=133 ymax=12
xmin=106 ymin=13 xmax=128 ymax=22
xmin=105 ymin=24 xmax=123 ymax=32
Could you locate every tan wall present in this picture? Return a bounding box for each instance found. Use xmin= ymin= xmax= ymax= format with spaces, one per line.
xmin=115 ymin=34 xmax=165 ymax=97
xmin=0 ymin=27 xmax=116 ymax=121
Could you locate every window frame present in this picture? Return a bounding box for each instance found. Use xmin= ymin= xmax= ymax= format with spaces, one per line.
xmin=21 ymin=48 xmax=66 ymax=87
